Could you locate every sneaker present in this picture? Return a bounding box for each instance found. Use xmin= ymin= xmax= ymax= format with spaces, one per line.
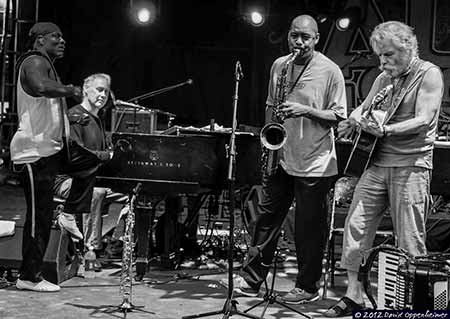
xmin=16 ymin=279 xmax=60 ymax=292
xmin=281 ymin=288 xmax=319 ymax=304
xmin=58 ymin=213 xmax=83 ymax=240
xmin=219 ymin=274 xmax=259 ymax=297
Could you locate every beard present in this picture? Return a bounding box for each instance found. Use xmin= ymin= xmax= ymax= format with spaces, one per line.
xmin=379 ymin=51 xmax=412 ymax=78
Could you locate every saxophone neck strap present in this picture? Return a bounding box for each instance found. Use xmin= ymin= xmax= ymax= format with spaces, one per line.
xmin=288 ymin=52 xmax=314 ymax=95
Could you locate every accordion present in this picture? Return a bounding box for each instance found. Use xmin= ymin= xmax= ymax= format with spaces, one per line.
xmin=360 ymin=245 xmax=450 ymax=310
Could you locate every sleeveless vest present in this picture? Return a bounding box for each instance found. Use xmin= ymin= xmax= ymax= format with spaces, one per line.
xmin=373 ymin=60 xmax=443 ymax=169
xmin=10 ymin=53 xmax=70 ymax=164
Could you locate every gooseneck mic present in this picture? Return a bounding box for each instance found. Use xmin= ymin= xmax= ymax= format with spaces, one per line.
xmin=114 ymin=100 xmax=143 ymax=109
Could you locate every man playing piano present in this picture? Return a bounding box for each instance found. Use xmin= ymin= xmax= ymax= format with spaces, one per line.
xmin=53 ymin=73 xmax=119 ymax=252
xmin=223 ymin=14 xmax=347 ymax=304
xmin=325 ymin=21 xmax=444 ymax=317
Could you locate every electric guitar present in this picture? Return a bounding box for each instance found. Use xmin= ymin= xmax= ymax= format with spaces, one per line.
xmin=344 ymin=85 xmax=393 ymax=177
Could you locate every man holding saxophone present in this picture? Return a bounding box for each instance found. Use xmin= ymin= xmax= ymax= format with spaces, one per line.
xmin=223 ymin=14 xmax=346 ymax=303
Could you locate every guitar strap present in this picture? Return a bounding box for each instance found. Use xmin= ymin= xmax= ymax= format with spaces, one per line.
xmin=382 ymin=59 xmax=424 ymax=125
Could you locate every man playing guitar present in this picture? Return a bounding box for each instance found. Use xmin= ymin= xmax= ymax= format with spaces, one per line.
xmin=325 ymin=21 xmax=444 ymax=317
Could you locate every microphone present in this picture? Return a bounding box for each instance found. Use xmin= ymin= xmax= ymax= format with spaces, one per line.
xmin=349 ymin=51 xmax=372 ymax=64
xmin=109 ymin=90 xmax=116 ymax=103
xmin=186 ymin=78 xmax=193 ymax=85
xmin=355 ymin=51 xmax=372 ymax=58
xmin=114 ymin=100 xmax=144 ymax=109
xmin=235 ymin=61 xmax=244 ymax=79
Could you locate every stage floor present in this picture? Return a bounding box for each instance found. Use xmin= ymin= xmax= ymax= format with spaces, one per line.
xmin=0 ymin=183 xmax=355 ymax=318
xmin=0 ymin=257 xmax=353 ymax=319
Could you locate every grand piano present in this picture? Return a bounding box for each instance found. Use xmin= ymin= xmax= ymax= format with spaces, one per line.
xmin=97 ymin=129 xmax=450 ymax=276
xmin=97 ymin=130 xmax=262 ymax=194
xmin=96 ymin=129 xmax=262 ymax=275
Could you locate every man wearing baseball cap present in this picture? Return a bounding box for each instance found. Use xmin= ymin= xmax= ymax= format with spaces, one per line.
xmin=10 ymin=22 xmax=95 ymax=292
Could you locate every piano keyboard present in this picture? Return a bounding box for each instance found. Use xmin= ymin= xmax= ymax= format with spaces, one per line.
xmin=377 ymin=251 xmax=403 ymax=309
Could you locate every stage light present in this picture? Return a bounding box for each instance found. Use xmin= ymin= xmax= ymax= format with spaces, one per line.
xmin=249 ymin=10 xmax=264 ymax=26
xmin=316 ymin=14 xmax=329 ymax=24
xmin=335 ymin=0 xmax=367 ymax=32
xmin=239 ymin=0 xmax=269 ymax=27
xmin=130 ymin=0 xmax=157 ymax=25
xmin=336 ymin=16 xmax=351 ymax=31
xmin=137 ymin=8 xmax=151 ymax=24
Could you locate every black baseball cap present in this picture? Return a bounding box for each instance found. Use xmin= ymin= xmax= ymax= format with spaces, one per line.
xmin=28 ymin=22 xmax=62 ymax=41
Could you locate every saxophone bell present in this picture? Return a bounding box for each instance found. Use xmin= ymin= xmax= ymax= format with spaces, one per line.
xmin=260 ymin=48 xmax=300 ymax=176
xmin=260 ymin=122 xmax=287 ymax=151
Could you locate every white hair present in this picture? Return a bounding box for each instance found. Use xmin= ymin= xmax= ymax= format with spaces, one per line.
xmin=370 ymin=21 xmax=418 ymax=57
xmin=83 ymin=73 xmax=111 ymax=91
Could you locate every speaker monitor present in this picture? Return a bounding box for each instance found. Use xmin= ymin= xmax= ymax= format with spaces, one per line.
xmin=112 ymin=108 xmax=157 ymax=134
xmin=0 ymin=225 xmax=80 ymax=284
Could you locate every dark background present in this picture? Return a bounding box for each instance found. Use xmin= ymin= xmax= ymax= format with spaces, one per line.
xmin=33 ymin=0 xmax=345 ymax=129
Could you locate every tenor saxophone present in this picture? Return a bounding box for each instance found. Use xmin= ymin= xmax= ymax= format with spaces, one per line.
xmin=260 ymin=49 xmax=301 ymax=176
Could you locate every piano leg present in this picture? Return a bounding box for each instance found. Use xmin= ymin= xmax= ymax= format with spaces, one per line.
xmin=135 ymin=205 xmax=153 ymax=280
xmin=159 ymin=196 xmax=182 ymax=269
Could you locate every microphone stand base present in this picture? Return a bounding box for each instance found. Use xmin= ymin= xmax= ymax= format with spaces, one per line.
xmin=182 ymin=297 xmax=261 ymax=319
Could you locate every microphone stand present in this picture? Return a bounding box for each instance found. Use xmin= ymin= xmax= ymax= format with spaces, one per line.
xmin=127 ymin=78 xmax=193 ymax=103
xmin=112 ymin=79 xmax=189 ymax=133
xmin=339 ymin=51 xmax=371 ymax=70
xmin=182 ymin=62 xmax=259 ymax=319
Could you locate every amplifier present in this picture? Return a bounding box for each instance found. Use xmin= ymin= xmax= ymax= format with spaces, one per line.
xmin=0 ymin=226 xmax=80 ymax=284
xmin=111 ymin=107 xmax=175 ymax=134
xmin=0 ymin=198 xmax=80 ymax=284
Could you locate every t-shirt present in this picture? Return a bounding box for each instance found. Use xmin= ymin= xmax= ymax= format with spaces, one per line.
xmin=266 ymin=51 xmax=347 ymax=177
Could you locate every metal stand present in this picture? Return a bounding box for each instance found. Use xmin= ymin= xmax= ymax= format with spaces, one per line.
xmin=115 ymin=183 xmax=152 ymax=318
xmin=87 ymin=184 xmax=155 ymax=318
xmin=112 ymin=78 xmax=192 ymax=134
xmin=322 ymin=186 xmax=336 ymax=300
xmin=182 ymin=62 xmax=259 ymax=319
xmin=243 ymin=248 xmax=311 ymax=319
xmin=339 ymin=51 xmax=371 ymax=70
xmin=128 ymin=78 xmax=193 ymax=104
